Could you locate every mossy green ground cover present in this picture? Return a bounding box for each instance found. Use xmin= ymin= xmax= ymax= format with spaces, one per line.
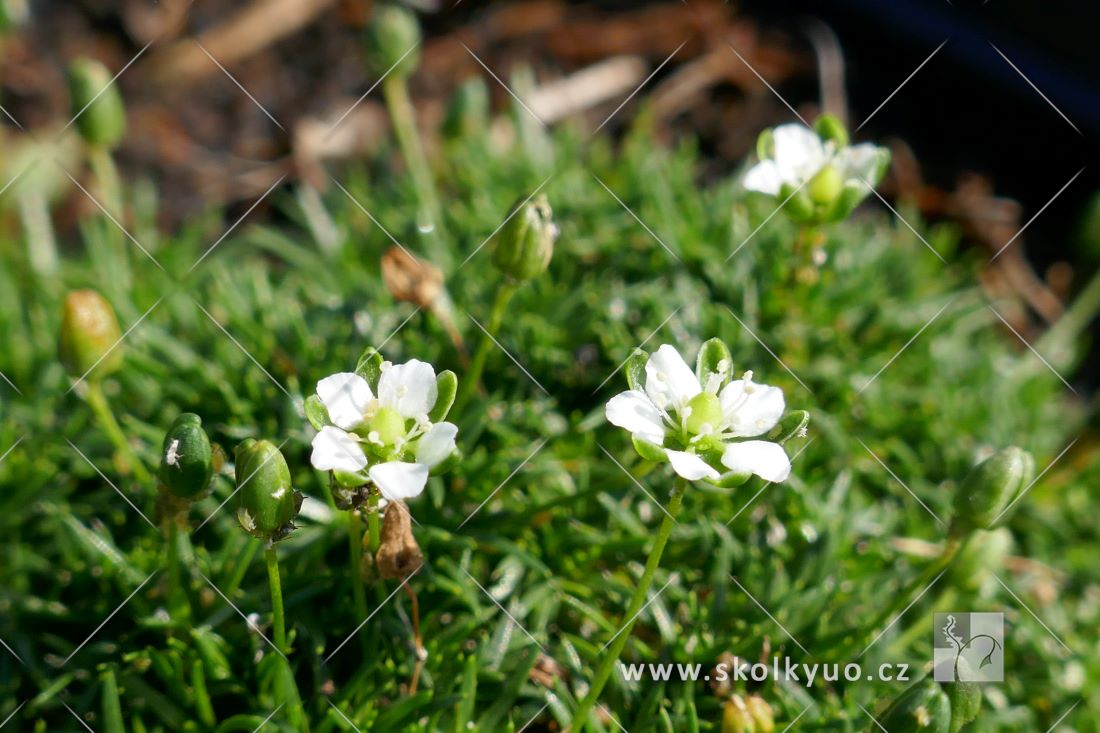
xmin=1 ymin=116 xmax=1097 ymax=731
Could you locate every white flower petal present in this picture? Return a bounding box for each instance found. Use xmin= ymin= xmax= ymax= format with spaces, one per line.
xmin=605 ymin=390 xmax=666 ymax=444
xmin=378 ymin=359 xmax=438 ymax=419
xmin=369 ymin=461 xmax=430 ymax=501
xmin=316 ymin=372 xmax=373 ymax=430
xmin=666 ymin=449 xmax=720 ymax=481
xmin=311 ymin=426 xmax=368 ymax=473
xmin=416 ymin=421 xmax=458 ymax=468
xmin=644 ymin=345 xmax=701 ymax=412
xmin=842 ymin=143 xmax=883 ymax=183
xmin=721 ymin=440 xmax=791 ymax=483
xmin=743 ymin=159 xmax=781 ymax=195
xmin=719 ymin=377 xmax=785 ymax=437
xmin=773 ymin=124 xmax=827 ymax=184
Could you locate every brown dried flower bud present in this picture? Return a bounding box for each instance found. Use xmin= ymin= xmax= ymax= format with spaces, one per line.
xmin=375 ymin=501 xmax=423 ymax=580
xmin=381 ymin=246 xmax=443 ymax=309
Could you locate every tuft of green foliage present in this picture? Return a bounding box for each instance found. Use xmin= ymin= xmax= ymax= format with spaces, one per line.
xmin=0 ymin=105 xmax=1096 ymax=732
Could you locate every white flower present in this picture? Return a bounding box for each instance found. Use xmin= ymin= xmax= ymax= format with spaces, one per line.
xmin=744 ymin=123 xmax=880 ymax=195
xmin=309 ymin=359 xmax=457 ymax=501
xmin=605 ymin=344 xmax=791 ymax=483
xmin=743 ymin=122 xmax=889 ymax=224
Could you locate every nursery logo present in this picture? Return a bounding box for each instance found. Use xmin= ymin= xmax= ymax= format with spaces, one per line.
xmin=933 ymin=612 xmax=1004 ymax=682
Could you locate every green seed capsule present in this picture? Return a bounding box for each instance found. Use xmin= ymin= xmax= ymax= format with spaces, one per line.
xmin=235 ymin=439 xmax=299 ymax=541
xmin=949 ymin=447 xmax=1033 ymax=537
xmin=59 ymin=289 xmax=123 ymax=380
xmin=159 ymin=414 xmax=214 ymax=500
xmin=944 ymin=680 xmax=982 ymax=733
xmin=879 ymin=678 xmax=951 ymax=733
xmin=364 ymin=5 xmax=421 ymax=79
xmin=68 ymin=58 xmax=126 ymax=149
xmin=490 ymin=194 xmax=557 ymax=281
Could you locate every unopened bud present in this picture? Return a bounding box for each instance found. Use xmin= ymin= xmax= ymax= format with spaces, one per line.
xmin=950 ymin=447 xmax=1033 ymax=537
xmin=814 ymin=114 xmax=849 ymax=147
xmin=491 ymin=194 xmax=557 ymax=281
xmin=365 ymin=5 xmax=421 ymax=79
xmin=381 ymin=246 xmax=443 ymax=308
xmin=68 ymin=58 xmax=126 ymax=149
xmin=722 ymin=695 xmax=754 ymax=733
xmin=159 ymin=413 xmax=215 ymax=501
xmin=744 ymin=695 xmax=775 ymax=733
xmin=948 ymin=527 xmax=1013 ymax=592
xmin=879 ymin=677 xmax=952 ymax=733
xmin=59 ymin=290 xmax=123 ymax=380
xmin=235 ymin=439 xmax=300 ymax=542
xmin=375 ymin=501 xmax=423 ymax=580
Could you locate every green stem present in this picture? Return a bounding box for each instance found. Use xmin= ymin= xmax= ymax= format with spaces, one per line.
xmin=381 ymin=75 xmax=443 ymax=247
xmin=19 ymin=190 xmax=59 ymax=278
xmin=84 ymin=380 xmax=151 ymax=484
xmin=265 ymin=544 xmax=287 ymax=653
xmin=191 ymin=659 xmax=216 ymax=727
xmin=453 ymin=280 xmax=519 ymax=415
xmin=88 ymin=144 xmax=123 ymax=220
xmin=347 ymin=510 xmax=368 ymax=626
xmin=165 ymin=515 xmax=189 ymax=621
xmin=572 ymin=481 xmax=686 ymax=731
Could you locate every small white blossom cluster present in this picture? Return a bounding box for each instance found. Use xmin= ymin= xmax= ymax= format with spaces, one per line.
xmin=744 ymin=118 xmax=890 ymax=225
xmin=308 ymin=355 xmax=458 ymax=502
xmin=606 ymin=342 xmax=802 ymax=484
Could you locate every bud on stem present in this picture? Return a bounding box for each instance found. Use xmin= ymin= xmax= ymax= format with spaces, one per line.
xmin=68 ymin=58 xmax=126 ymax=149
xmin=235 ymin=439 xmax=301 ymax=542
xmin=59 ymin=290 xmax=123 ymax=381
xmin=490 ymin=194 xmax=557 ymax=282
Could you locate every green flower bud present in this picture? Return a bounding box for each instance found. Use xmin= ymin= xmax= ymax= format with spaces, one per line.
xmin=949 ymin=447 xmax=1033 ymax=538
xmin=814 ymin=114 xmax=849 ymax=147
xmin=159 ymin=414 xmax=215 ymax=500
xmin=59 ymin=289 xmax=123 ymax=380
xmin=879 ymin=677 xmax=951 ymax=733
xmin=68 ymin=58 xmax=126 ymax=149
xmin=948 ymin=528 xmax=1013 ymax=592
xmin=722 ymin=695 xmax=754 ymax=733
xmin=490 ymin=194 xmax=557 ymax=281
xmin=235 ymin=439 xmax=300 ymax=542
xmin=945 ymin=680 xmax=982 ymax=733
xmin=443 ymin=77 xmax=490 ymax=139
xmin=365 ymin=5 xmax=421 ymax=79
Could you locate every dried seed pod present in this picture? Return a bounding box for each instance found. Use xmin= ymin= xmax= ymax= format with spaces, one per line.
xmin=375 ymin=501 xmax=423 ymax=580
xmin=59 ymin=289 xmax=123 ymax=380
xmin=381 ymin=246 xmax=443 ymax=308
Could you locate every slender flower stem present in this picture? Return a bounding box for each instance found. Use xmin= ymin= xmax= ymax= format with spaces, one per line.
xmin=571 ymin=480 xmax=686 ymax=731
xmin=381 ymin=75 xmax=443 ymax=247
xmin=347 ymin=510 xmax=368 ymax=627
xmin=165 ymin=514 xmax=189 ymax=620
xmin=84 ymin=380 xmax=151 ymax=484
xmin=453 ymin=280 xmax=519 ymax=415
xmin=265 ymin=544 xmax=287 ymax=653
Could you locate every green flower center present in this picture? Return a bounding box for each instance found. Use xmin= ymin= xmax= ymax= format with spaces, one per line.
xmin=369 ymin=407 xmax=406 ymax=446
xmin=808 ymin=164 xmax=843 ymax=205
xmin=685 ymin=392 xmax=723 ymax=436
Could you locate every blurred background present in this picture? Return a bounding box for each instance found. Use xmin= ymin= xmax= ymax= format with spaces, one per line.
xmin=4 ymin=0 xmax=1098 ymax=380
